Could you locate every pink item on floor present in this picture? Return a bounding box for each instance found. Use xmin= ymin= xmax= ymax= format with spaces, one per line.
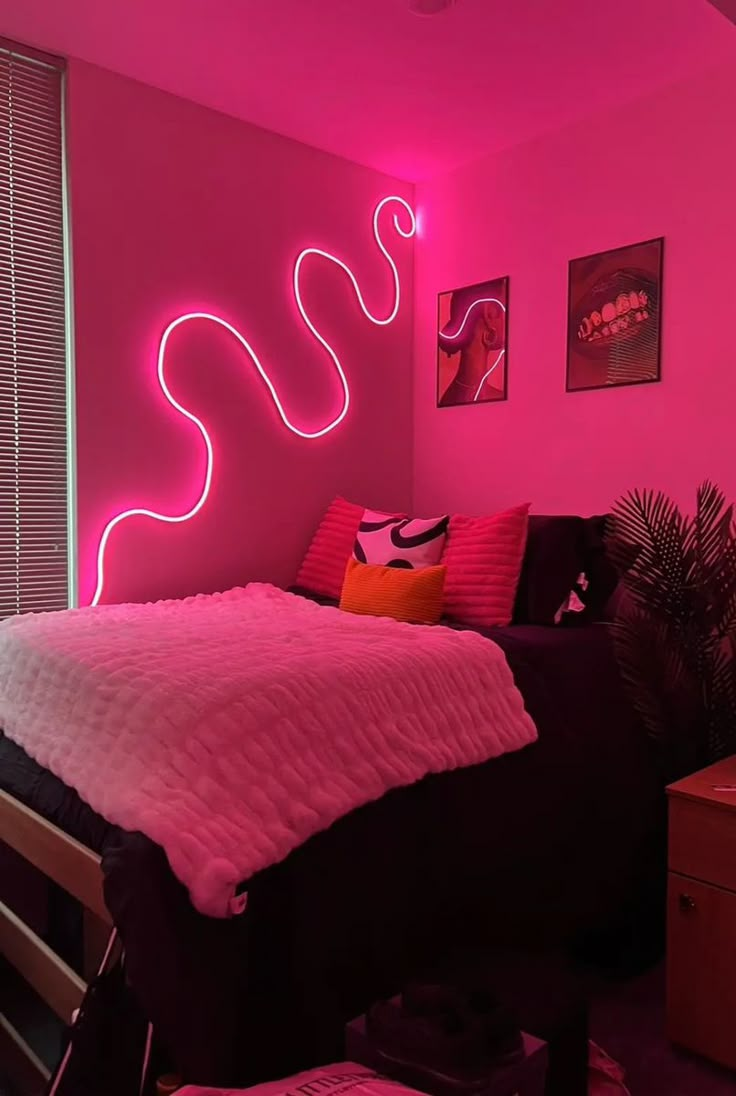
xmin=179 ymin=1044 xmax=630 ymax=1096
xmin=0 ymin=584 xmax=536 ymax=918
xmin=178 ymin=1062 xmax=420 ymax=1096
xmin=588 ymin=1040 xmax=631 ymax=1094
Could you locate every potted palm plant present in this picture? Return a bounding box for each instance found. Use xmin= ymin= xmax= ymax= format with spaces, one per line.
xmin=607 ymin=481 xmax=736 ymax=781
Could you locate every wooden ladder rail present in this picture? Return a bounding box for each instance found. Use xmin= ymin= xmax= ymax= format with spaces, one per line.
xmin=0 ymin=789 xmax=113 ymax=1093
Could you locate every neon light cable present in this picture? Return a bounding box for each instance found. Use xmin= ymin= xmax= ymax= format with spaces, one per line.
xmin=90 ymin=196 xmax=415 ymax=606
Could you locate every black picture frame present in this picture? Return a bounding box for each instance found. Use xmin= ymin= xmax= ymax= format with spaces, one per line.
xmin=566 ymin=237 xmax=664 ymax=393
xmin=436 ymin=275 xmax=510 ymax=408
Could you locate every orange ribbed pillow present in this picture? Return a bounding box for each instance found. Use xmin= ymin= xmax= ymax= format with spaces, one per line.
xmin=441 ymin=503 xmax=530 ymax=627
xmin=339 ymin=559 xmax=446 ymax=625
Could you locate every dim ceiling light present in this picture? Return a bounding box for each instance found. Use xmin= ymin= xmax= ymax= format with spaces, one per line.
xmin=408 ymin=0 xmax=457 ymax=15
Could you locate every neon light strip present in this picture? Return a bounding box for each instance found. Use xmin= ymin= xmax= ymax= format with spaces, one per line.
xmin=473 ymin=349 xmax=505 ymax=402
xmin=90 ymin=196 xmax=415 ymax=607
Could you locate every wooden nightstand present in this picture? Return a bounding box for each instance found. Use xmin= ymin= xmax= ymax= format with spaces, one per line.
xmin=667 ymin=755 xmax=736 ymax=1069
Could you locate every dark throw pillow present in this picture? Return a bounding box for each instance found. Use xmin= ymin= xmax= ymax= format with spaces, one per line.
xmin=513 ymin=514 xmax=619 ymax=625
xmin=513 ymin=515 xmax=587 ymax=625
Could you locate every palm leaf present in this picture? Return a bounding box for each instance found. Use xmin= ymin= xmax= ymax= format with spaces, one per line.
xmin=703 ymin=637 xmax=736 ymax=761
xmin=685 ymin=481 xmax=736 ymax=632
xmin=685 ymin=481 xmax=731 ymax=560
xmin=608 ymin=489 xmax=692 ymax=622
xmin=709 ymin=527 xmax=736 ymax=637
xmin=611 ymin=607 xmax=703 ymax=777
xmin=608 ymin=488 xmax=685 ymax=574
xmin=608 ymin=480 xmax=736 ymax=779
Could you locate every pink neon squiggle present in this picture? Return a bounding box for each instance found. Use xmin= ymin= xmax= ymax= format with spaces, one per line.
xmin=90 ymin=196 xmax=415 ymax=607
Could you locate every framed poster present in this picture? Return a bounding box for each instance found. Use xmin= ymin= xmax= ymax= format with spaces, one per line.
xmin=567 ymin=237 xmax=664 ymax=392
xmin=437 ymin=275 xmax=509 ymax=407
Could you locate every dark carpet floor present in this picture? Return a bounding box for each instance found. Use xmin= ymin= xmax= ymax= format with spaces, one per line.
xmin=3 ymin=963 xmax=735 ymax=1095
xmin=591 ymin=964 xmax=736 ymax=1094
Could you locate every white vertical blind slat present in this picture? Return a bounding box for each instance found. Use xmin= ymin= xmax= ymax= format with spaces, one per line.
xmin=0 ymin=45 xmax=68 ymax=619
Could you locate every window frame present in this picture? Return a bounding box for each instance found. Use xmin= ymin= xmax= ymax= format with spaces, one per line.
xmin=0 ymin=36 xmax=77 ymax=613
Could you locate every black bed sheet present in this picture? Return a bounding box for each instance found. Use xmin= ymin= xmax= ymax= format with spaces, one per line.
xmin=0 ymin=615 xmax=663 ymax=1086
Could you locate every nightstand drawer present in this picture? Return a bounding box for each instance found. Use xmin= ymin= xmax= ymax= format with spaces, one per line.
xmin=669 ymin=797 xmax=736 ymax=891
xmin=667 ymin=873 xmax=736 ymax=1069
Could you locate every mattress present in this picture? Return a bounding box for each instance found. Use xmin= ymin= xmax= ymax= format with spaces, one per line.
xmin=0 ymin=614 xmax=663 ymax=1086
xmin=1 ymin=617 xmax=619 ymax=858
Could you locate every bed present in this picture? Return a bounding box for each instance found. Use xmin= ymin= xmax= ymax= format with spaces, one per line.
xmin=0 ymin=587 xmax=664 ymax=1089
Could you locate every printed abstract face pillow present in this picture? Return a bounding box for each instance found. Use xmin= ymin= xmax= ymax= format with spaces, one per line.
xmin=354 ymin=509 xmax=449 ymax=570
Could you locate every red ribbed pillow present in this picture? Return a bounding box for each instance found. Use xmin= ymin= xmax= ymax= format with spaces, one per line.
xmin=295 ymin=497 xmax=365 ymax=599
xmin=441 ymin=503 xmax=530 ymax=627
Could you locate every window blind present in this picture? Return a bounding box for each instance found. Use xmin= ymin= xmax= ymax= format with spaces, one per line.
xmin=0 ymin=42 xmax=69 ymax=618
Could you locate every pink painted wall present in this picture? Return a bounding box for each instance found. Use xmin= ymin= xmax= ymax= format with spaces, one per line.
xmin=413 ymin=61 xmax=736 ymax=518
xmin=67 ymin=61 xmax=414 ymax=606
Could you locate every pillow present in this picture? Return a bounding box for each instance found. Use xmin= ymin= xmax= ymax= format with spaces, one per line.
xmin=354 ymin=509 xmax=449 ymax=570
xmin=585 ymin=514 xmax=620 ymax=619
xmin=548 ymin=514 xmax=621 ymax=626
xmin=295 ymin=497 xmax=364 ymax=599
xmin=339 ymin=558 xmax=446 ymax=625
xmin=441 ymin=503 xmax=530 ymax=628
xmin=513 ymin=515 xmax=587 ymax=624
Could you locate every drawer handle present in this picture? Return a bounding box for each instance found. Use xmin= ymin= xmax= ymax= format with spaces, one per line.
xmin=679 ymin=893 xmax=697 ymax=914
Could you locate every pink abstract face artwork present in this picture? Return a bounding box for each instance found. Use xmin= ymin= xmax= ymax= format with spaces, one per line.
xmin=437 ymin=276 xmax=509 ymax=407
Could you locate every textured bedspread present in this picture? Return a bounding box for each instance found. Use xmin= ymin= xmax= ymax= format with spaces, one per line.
xmin=0 ymin=584 xmax=536 ymax=917
xmin=0 ymin=617 xmax=663 ymax=1085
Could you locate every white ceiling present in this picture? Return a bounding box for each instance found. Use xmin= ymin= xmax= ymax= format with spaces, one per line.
xmin=2 ymin=0 xmax=735 ymax=180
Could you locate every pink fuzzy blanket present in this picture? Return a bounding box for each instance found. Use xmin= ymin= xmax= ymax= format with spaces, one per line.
xmin=0 ymin=585 xmax=536 ymax=917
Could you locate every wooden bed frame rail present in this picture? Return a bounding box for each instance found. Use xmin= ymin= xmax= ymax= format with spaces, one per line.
xmin=0 ymin=789 xmax=112 ymax=1093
